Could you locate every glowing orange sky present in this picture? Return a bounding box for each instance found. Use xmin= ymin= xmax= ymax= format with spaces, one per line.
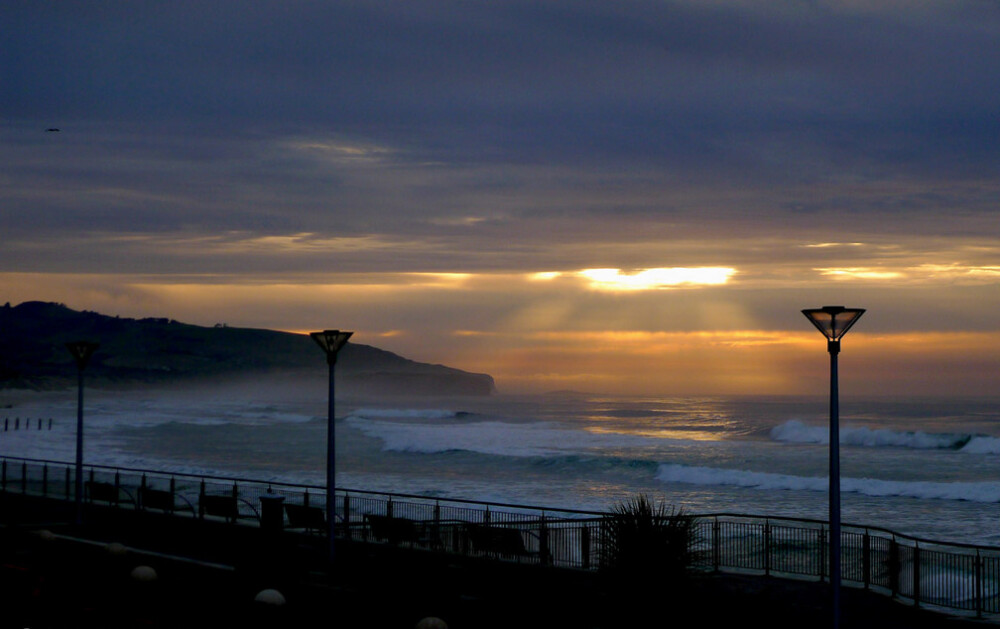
xmin=4 ymin=263 xmax=999 ymax=397
xmin=3 ymin=2 xmax=1000 ymax=397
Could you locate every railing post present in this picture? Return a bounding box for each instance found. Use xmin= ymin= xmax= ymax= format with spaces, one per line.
xmin=713 ymin=517 xmax=721 ymax=572
xmin=581 ymin=525 xmax=591 ymax=570
xmin=344 ymin=493 xmax=352 ymax=526
xmin=42 ymin=464 xmax=48 ymax=497
xmin=386 ymin=497 xmax=393 ymax=518
xmin=64 ymin=466 xmax=70 ymax=500
xmin=21 ymin=462 xmax=27 ymax=494
xmin=484 ymin=506 xmax=491 ymax=525
xmin=889 ymin=537 xmax=899 ymax=598
xmin=114 ymin=471 xmax=121 ymax=507
xmin=539 ymin=515 xmax=549 ymax=566
xmin=764 ymin=520 xmax=771 ymax=577
xmin=431 ymin=501 xmax=441 ymax=546
xmin=863 ymin=530 xmax=871 ymax=590
xmin=169 ymin=477 xmax=176 ymax=515
xmin=198 ymin=480 xmax=206 ymax=519
xmin=819 ymin=527 xmax=827 ymax=583
xmin=304 ymin=489 xmax=310 ymax=508
xmin=976 ymin=549 xmax=983 ymax=619
xmin=913 ymin=542 xmax=921 ymax=608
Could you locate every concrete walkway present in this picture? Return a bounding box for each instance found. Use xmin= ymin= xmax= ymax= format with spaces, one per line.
xmin=1 ymin=492 xmax=990 ymax=628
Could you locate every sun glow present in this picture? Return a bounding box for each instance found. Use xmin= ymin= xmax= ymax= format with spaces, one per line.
xmin=816 ymin=267 xmax=904 ymax=280
xmin=578 ymin=267 xmax=736 ymax=291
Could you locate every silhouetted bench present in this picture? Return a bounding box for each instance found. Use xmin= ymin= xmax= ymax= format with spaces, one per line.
xmin=465 ymin=524 xmax=537 ymax=559
xmin=285 ymin=503 xmax=325 ymax=533
xmin=85 ymin=481 xmax=135 ymax=506
xmin=365 ymin=514 xmax=441 ymax=548
xmin=366 ymin=514 xmax=420 ymax=544
xmin=138 ymin=486 xmax=195 ymax=515
xmin=200 ymin=494 xmax=239 ymax=523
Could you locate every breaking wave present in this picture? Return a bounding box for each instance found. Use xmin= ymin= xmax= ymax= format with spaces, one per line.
xmin=656 ymin=463 xmax=1000 ymax=503
xmin=769 ymin=420 xmax=1000 ymax=453
xmin=344 ymin=417 xmax=668 ymax=457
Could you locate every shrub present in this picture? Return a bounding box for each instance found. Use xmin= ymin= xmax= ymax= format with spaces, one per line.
xmin=599 ymin=494 xmax=699 ymax=585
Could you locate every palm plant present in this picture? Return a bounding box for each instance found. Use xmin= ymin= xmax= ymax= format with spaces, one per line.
xmin=599 ymin=494 xmax=700 ymax=585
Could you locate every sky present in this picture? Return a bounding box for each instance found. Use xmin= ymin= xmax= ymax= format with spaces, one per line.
xmin=2 ymin=1 xmax=999 ymax=397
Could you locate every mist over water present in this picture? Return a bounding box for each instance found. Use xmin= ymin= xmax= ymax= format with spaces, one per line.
xmin=2 ymin=385 xmax=999 ymax=546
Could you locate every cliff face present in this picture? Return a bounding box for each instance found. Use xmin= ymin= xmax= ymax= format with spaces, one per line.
xmin=0 ymin=302 xmax=496 ymax=396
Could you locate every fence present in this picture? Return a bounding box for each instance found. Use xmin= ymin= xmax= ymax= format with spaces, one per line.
xmin=2 ymin=455 xmax=998 ymax=619
xmin=1 ymin=417 xmax=54 ymax=432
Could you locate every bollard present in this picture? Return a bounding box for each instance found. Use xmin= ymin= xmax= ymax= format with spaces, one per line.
xmin=254 ymin=589 xmax=286 ymax=606
xmin=105 ymin=542 xmax=128 ymax=556
xmin=37 ymin=529 xmax=57 ymax=542
xmin=131 ymin=565 xmax=157 ymax=582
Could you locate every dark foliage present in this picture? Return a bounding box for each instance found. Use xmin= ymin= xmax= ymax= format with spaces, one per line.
xmin=599 ymin=494 xmax=700 ymax=586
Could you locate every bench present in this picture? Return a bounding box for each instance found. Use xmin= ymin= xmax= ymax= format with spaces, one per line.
xmin=365 ymin=514 xmax=441 ymax=548
xmin=85 ymin=481 xmax=135 ymax=506
xmin=138 ymin=486 xmax=195 ymax=515
xmin=200 ymin=494 xmax=239 ymax=523
xmin=465 ymin=524 xmax=539 ymax=560
xmin=285 ymin=503 xmax=325 ymax=533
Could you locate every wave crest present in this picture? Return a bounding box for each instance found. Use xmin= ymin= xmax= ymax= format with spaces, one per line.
xmin=769 ymin=420 xmax=996 ymax=452
xmin=656 ymin=463 xmax=1000 ymax=503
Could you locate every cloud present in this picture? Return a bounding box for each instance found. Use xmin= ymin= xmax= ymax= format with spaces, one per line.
xmin=2 ymin=1 xmax=1000 ymax=395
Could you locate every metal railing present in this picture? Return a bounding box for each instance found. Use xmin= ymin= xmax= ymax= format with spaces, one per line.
xmin=2 ymin=455 xmax=998 ymax=619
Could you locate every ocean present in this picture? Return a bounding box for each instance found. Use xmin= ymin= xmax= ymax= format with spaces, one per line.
xmin=2 ymin=384 xmax=999 ymax=548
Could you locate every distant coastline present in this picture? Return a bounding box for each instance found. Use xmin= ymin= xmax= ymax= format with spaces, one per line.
xmin=0 ymin=301 xmax=496 ymax=397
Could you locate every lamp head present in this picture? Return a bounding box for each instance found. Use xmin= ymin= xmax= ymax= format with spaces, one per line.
xmin=65 ymin=341 xmax=99 ymax=370
xmin=310 ymin=330 xmax=353 ymax=364
xmin=802 ymin=306 xmax=865 ymax=352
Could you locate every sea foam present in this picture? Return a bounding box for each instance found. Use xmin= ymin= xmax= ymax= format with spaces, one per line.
xmin=347 ymin=408 xmax=467 ymax=421
xmin=769 ymin=420 xmax=991 ymax=452
xmin=344 ymin=417 xmax=662 ymax=457
xmin=655 ymin=463 xmax=1000 ymax=503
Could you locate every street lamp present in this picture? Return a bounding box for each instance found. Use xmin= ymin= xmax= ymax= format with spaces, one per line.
xmin=310 ymin=329 xmax=353 ymax=564
xmin=66 ymin=341 xmax=99 ymax=526
xmin=801 ymin=306 xmax=865 ymax=629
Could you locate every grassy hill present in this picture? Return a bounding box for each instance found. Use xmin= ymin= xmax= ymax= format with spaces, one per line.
xmin=0 ymin=302 xmax=495 ymax=396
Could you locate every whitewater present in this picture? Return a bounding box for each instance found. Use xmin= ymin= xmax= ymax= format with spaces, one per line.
xmin=1 ymin=385 xmax=999 ymax=547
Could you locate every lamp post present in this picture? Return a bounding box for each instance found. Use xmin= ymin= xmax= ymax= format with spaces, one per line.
xmin=66 ymin=341 xmax=99 ymax=526
xmin=801 ymin=306 xmax=865 ymax=629
xmin=310 ymin=329 xmax=353 ymax=564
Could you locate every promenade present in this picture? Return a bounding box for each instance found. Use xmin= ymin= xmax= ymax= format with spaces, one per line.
xmin=0 ymin=492 xmax=988 ymax=629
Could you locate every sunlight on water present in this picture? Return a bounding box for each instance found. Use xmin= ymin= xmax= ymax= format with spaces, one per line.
xmin=2 ymin=389 xmax=1000 ymax=546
